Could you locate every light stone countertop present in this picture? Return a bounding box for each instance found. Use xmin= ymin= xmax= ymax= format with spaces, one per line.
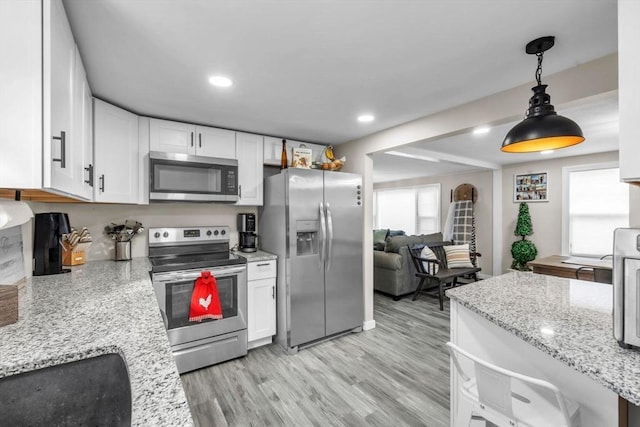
xmin=446 ymin=272 xmax=640 ymax=406
xmin=233 ymin=248 xmax=278 ymax=263
xmin=0 ymin=259 xmax=192 ymax=426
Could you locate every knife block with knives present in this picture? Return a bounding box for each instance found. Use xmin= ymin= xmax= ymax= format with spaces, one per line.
xmin=62 ymin=227 xmax=92 ymax=266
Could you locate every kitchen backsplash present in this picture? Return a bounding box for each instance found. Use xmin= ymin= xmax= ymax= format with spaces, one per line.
xmin=27 ymin=202 xmax=258 ymax=261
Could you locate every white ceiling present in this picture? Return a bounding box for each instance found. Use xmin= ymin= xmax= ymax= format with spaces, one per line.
xmin=62 ymin=0 xmax=618 ymax=182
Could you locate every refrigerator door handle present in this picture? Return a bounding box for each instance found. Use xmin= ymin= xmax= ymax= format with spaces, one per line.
xmin=326 ymin=203 xmax=334 ymax=272
xmin=319 ymin=202 xmax=326 ymax=269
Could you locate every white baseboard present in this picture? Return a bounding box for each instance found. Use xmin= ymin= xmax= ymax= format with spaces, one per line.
xmin=363 ymin=319 xmax=376 ymax=331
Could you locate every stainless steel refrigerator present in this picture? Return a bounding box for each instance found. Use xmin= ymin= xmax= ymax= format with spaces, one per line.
xmin=259 ymin=168 xmax=363 ymax=352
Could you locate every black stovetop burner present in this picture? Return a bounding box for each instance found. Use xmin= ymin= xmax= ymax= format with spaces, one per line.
xmin=148 ymin=226 xmax=246 ymax=274
xmin=149 ymin=251 xmax=246 ymax=274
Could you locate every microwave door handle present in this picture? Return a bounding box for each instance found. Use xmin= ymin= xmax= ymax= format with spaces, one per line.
xmin=326 ymin=203 xmax=333 ymax=272
xmin=191 ymin=132 xmax=194 ymax=147
xmin=319 ymin=203 xmax=326 ymax=270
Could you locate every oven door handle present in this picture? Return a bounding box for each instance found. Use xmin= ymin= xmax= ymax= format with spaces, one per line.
xmin=153 ymin=265 xmax=246 ymax=283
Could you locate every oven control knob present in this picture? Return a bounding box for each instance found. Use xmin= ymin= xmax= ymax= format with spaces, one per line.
xmin=221 ymin=229 xmax=226 ymax=235
xmin=206 ymin=230 xmax=212 ymax=236
xmin=154 ymin=232 xmax=160 ymax=238
xmin=214 ymin=230 xmax=219 ymax=236
xmin=163 ymin=232 xmax=169 ymax=238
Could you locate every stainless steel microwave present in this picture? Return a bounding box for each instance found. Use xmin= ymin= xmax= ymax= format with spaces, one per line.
xmin=149 ymin=151 xmax=238 ymax=202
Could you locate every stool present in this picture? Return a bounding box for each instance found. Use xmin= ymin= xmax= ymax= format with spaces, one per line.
xmin=447 ymin=342 xmax=581 ymax=427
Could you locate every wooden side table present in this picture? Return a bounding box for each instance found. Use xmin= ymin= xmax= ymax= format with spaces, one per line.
xmin=527 ymin=255 xmax=612 ymax=281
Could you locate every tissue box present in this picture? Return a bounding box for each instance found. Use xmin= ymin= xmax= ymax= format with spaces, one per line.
xmin=0 ymin=285 xmax=18 ymax=327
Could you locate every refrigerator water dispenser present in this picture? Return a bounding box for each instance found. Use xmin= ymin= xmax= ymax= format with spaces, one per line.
xmin=296 ymin=220 xmax=318 ymax=256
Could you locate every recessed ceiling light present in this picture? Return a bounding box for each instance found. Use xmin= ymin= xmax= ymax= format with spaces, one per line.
xmin=540 ymin=327 xmax=555 ymax=336
xmin=357 ymin=114 xmax=375 ymax=123
xmin=540 ymin=150 xmax=555 ymax=155
xmin=473 ymin=126 xmax=490 ymax=135
xmin=208 ymin=75 xmax=233 ymax=87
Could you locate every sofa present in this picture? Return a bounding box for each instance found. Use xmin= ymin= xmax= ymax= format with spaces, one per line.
xmin=373 ymin=231 xmax=444 ymax=299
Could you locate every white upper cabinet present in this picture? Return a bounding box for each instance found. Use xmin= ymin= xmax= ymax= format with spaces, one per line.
xmin=42 ymin=0 xmax=77 ymax=195
xmin=263 ymin=136 xmax=285 ymax=166
xmin=149 ymin=118 xmax=236 ymax=159
xmin=196 ymin=126 xmax=236 ymax=159
xmin=0 ymin=0 xmax=42 ymax=189
xmin=149 ymin=119 xmax=194 ymax=155
xmin=94 ymin=99 xmax=139 ymax=204
xmin=72 ymin=47 xmax=93 ymax=200
xmin=619 ymin=0 xmax=640 ymax=182
xmin=235 ymin=132 xmax=264 ymax=206
xmin=263 ymin=136 xmax=327 ymax=166
xmin=0 ymin=0 xmax=91 ymax=200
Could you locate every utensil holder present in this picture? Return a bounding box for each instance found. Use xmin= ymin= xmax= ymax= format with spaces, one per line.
xmin=115 ymin=241 xmax=131 ymax=261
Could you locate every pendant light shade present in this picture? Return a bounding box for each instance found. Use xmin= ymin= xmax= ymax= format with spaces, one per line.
xmin=501 ymin=36 xmax=584 ymax=153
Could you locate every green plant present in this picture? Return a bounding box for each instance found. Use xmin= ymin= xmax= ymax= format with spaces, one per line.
xmin=510 ymin=203 xmax=538 ymax=271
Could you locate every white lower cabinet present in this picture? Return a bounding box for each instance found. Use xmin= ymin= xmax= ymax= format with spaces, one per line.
xmin=247 ymin=260 xmax=276 ymax=349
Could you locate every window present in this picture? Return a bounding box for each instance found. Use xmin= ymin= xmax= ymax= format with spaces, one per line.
xmin=374 ymin=184 xmax=440 ymax=235
xmin=563 ymin=163 xmax=628 ymax=257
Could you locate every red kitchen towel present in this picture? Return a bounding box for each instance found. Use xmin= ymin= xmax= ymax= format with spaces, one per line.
xmin=189 ymin=270 xmax=223 ymax=322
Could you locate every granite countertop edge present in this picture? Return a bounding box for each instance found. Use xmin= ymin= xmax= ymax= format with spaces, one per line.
xmin=234 ymin=249 xmax=278 ymax=262
xmin=446 ymin=273 xmax=640 ymax=406
xmin=0 ymin=259 xmax=193 ymax=426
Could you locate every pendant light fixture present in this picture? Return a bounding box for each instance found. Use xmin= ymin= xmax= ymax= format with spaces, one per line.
xmin=501 ymin=36 xmax=584 ymax=153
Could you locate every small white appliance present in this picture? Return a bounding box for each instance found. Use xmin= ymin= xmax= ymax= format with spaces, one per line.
xmin=613 ymin=227 xmax=640 ymax=348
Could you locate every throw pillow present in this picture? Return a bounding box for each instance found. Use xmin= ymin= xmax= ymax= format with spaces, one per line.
xmin=444 ymin=244 xmax=474 ymax=268
xmin=420 ymin=245 xmax=439 ymax=273
xmin=373 ymin=229 xmax=389 ymax=251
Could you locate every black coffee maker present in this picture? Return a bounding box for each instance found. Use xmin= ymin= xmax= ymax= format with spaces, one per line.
xmin=238 ymin=213 xmax=257 ymax=253
xmin=33 ymin=212 xmax=71 ymax=276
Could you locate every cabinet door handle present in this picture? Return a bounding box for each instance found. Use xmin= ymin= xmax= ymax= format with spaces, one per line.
xmin=99 ymin=174 xmax=105 ymax=192
xmin=191 ymin=132 xmax=194 ymax=147
xmin=272 ymin=286 xmax=275 ymax=299
xmin=84 ymin=164 xmax=94 ymax=187
xmin=199 ymin=133 xmax=202 ymax=148
xmin=257 ymin=263 xmax=270 ymax=266
xmin=52 ymin=131 xmax=66 ymax=168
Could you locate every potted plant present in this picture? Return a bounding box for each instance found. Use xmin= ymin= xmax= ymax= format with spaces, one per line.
xmin=510 ymin=202 xmax=538 ymax=271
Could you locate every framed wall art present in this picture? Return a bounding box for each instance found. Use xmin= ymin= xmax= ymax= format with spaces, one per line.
xmin=514 ymin=172 xmax=548 ymax=202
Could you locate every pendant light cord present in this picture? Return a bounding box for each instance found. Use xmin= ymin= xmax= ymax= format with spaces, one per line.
xmin=535 ymin=52 xmax=544 ymax=86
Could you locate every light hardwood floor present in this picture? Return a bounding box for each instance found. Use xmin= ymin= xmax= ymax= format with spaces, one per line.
xmin=181 ymin=293 xmax=451 ymax=426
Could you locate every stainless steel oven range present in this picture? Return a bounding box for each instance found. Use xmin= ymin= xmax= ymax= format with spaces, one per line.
xmin=149 ymin=226 xmax=247 ymax=373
